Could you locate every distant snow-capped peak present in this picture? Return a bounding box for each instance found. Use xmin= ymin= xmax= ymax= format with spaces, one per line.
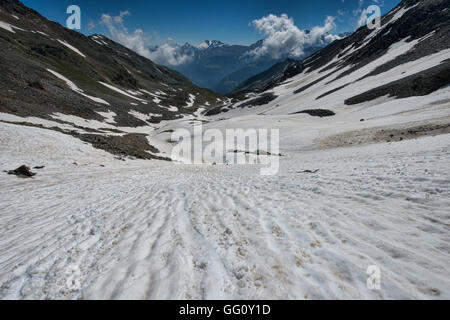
xmin=197 ymin=40 xmax=227 ymax=49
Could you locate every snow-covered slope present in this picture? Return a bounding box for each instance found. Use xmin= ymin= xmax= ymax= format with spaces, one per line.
xmin=1 ymin=121 xmax=449 ymax=299
xmin=194 ymin=0 xmax=450 ymax=155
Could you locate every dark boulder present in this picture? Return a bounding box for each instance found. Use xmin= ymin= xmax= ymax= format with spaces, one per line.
xmin=292 ymin=109 xmax=336 ymax=117
xmin=8 ymin=165 xmax=36 ymax=177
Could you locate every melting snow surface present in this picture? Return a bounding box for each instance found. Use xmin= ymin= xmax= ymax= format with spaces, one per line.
xmin=0 ymin=121 xmax=449 ymax=299
xmin=51 ymin=113 xmax=118 ymax=131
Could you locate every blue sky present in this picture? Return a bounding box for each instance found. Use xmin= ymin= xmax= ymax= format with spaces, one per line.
xmin=22 ymin=0 xmax=401 ymax=46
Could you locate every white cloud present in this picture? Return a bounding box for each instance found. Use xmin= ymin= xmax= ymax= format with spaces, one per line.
xmin=245 ymin=14 xmax=341 ymax=59
xmin=113 ymin=11 xmax=130 ymax=24
xmin=99 ymin=12 xmax=193 ymax=66
xmin=358 ymin=9 xmax=368 ymax=27
xmin=87 ymin=21 xmax=96 ymax=30
xmin=353 ymin=0 xmax=365 ymax=16
xmin=149 ymin=43 xmax=194 ymax=65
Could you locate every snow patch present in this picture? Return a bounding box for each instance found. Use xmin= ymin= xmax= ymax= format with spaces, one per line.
xmin=51 ymin=113 xmax=119 ymax=131
xmin=3 ymin=124 xmax=449 ymax=299
xmin=0 ymin=20 xmax=26 ymax=33
xmin=129 ymin=110 xmax=163 ymax=123
xmin=0 ymin=112 xmax=84 ymax=133
xmin=99 ymin=82 xmax=147 ymax=102
xmin=47 ymin=69 xmax=110 ymax=105
xmin=57 ymin=39 xmax=86 ymax=58
xmin=388 ymin=2 xmax=420 ymax=25
xmin=96 ymin=111 xmax=117 ymax=124
xmin=36 ymin=31 xmax=49 ymax=37
xmin=126 ymin=90 xmax=144 ymax=96
xmin=185 ymin=94 xmax=196 ymax=108
xmin=166 ymin=105 xmax=179 ymax=112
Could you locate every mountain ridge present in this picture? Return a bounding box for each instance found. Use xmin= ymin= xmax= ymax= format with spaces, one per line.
xmin=160 ymin=33 xmax=341 ymax=93
xmin=0 ymin=0 xmax=225 ymax=159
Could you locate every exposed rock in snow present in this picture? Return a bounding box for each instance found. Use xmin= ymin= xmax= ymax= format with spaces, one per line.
xmin=7 ymin=165 xmax=36 ymax=178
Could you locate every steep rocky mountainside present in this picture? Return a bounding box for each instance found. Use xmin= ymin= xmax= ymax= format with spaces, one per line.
xmin=298 ymin=0 xmax=450 ymax=103
xmin=0 ymin=0 xmax=225 ymax=159
xmin=229 ymin=59 xmax=305 ymax=98
xmin=212 ymin=0 xmax=449 ymax=116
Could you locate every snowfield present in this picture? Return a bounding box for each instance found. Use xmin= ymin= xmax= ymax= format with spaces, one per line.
xmin=0 ymin=121 xmax=449 ymax=300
